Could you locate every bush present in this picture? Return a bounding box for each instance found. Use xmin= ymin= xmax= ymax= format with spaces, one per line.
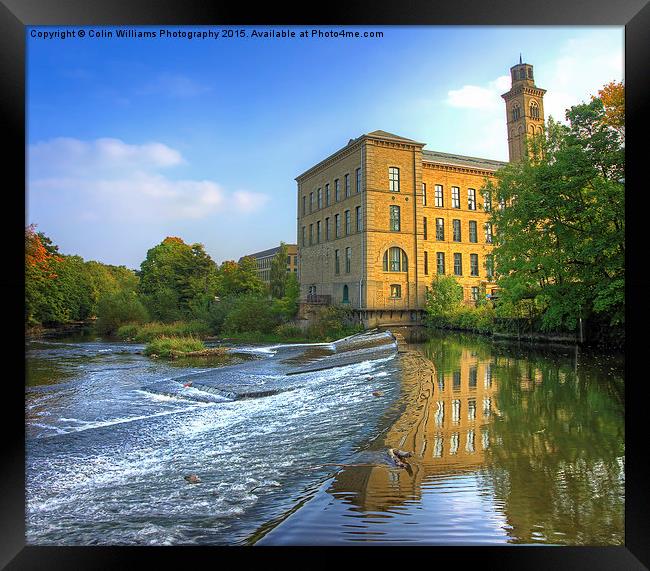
xmin=144 ymin=335 xmax=205 ymax=358
xmin=306 ymin=305 xmax=363 ymax=341
xmin=116 ymin=323 xmax=140 ymax=339
xmin=95 ymin=291 xmax=149 ymax=335
xmin=223 ymin=296 xmax=281 ymax=334
xmin=127 ymin=320 xmax=211 ymax=342
xmin=274 ymin=323 xmax=303 ymax=339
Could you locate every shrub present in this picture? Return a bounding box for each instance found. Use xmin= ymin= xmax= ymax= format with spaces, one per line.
xmin=95 ymin=291 xmax=149 ymax=335
xmin=223 ymin=296 xmax=280 ymax=334
xmin=131 ymin=320 xmax=211 ymax=342
xmin=144 ymin=335 xmax=205 ymax=358
xmin=274 ymin=323 xmax=303 ymax=339
xmin=306 ymin=305 xmax=363 ymax=341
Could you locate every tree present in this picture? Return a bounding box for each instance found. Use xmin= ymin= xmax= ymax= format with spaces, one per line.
xmin=595 ymin=81 xmax=624 ymax=134
xmin=425 ymin=275 xmax=464 ymax=319
xmin=217 ymin=257 xmax=266 ymax=298
xmin=269 ymin=242 xmax=289 ymax=298
xmin=485 ymin=85 xmax=624 ymax=332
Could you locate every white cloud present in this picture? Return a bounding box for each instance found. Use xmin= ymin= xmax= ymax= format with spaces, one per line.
xmin=28 ymin=137 xmax=268 ymax=222
xmin=136 ymin=73 xmax=212 ymax=98
xmin=446 ymin=75 xmax=511 ymax=110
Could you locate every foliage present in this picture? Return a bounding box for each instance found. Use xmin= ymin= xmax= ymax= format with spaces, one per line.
xmin=485 ymin=87 xmax=624 ymax=333
xmin=138 ymin=236 xmax=219 ymax=322
xmin=272 ymin=273 xmax=300 ymax=320
xmin=116 ymin=320 xmax=211 ymax=342
xmin=269 ymin=242 xmax=289 ymax=298
xmin=217 ymin=257 xmax=266 ymax=298
xmin=143 ymin=335 xmax=205 ymax=358
xmin=274 ymin=323 xmax=304 ymax=339
xmin=222 ymin=295 xmax=281 ymax=334
xmin=95 ymin=291 xmax=149 ymax=335
xmin=424 ymin=275 xmax=464 ymax=320
xmin=595 ymin=81 xmax=624 ymax=133
xmin=305 ymin=305 xmax=363 ymax=341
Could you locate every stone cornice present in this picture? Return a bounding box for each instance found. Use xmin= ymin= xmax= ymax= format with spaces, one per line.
xmin=501 ymin=85 xmax=547 ymax=100
xmin=422 ymin=161 xmax=500 ymax=177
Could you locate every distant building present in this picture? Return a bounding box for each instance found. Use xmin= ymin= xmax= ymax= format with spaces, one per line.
xmin=239 ymin=244 xmax=298 ymax=284
xmin=295 ymin=59 xmax=546 ymax=326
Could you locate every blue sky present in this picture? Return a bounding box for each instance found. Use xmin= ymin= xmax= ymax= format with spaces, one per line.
xmin=27 ymin=26 xmax=623 ymax=269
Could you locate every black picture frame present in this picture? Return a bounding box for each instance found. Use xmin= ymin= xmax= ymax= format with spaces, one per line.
xmin=4 ymin=0 xmax=648 ymax=568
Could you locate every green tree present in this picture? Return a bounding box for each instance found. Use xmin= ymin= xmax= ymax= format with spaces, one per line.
xmin=425 ymin=275 xmax=464 ymax=318
xmin=270 ymin=242 xmax=289 ymax=298
xmin=217 ymin=257 xmax=266 ymax=297
xmin=486 ymin=87 xmax=624 ymax=332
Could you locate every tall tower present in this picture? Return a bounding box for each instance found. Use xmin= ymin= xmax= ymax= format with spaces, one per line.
xmin=501 ymin=57 xmax=546 ymax=162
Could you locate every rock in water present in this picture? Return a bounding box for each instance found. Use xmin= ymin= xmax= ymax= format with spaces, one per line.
xmin=372 ymin=390 xmax=384 ymax=397
xmin=184 ymin=474 xmax=201 ymax=484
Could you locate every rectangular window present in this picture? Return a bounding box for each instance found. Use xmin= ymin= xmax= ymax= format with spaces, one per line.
xmin=422 ymin=183 xmax=427 ymax=206
xmin=389 ymin=284 xmax=402 ymax=298
xmin=436 ymin=218 xmax=444 ymax=241
xmin=424 ymin=251 xmax=429 ymax=275
xmin=454 ymin=253 xmax=462 ymax=276
xmin=471 ymin=286 xmax=479 ymax=302
xmin=485 ymin=254 xmax=494 ymax=279
xmin=423 ymin=217 xmax=428 ymax=240
xmin=334 ymin=249 xmax=340 ymax=274
xmin=302 ymin=226 xmax=306 ymax=247
xmin=436 ymin=252 xmax=445 ymax=275
xmin=335 ymin=213 xmax=341 ymax=238
xmin=356 ymin=168 xmax=361 ymax=193
xmin=309 ymin=192 xmax=314 ymax=213
xmin=485 ymin=222 xmax=493 ymax=243
xmin=389 ymin=167 xmax=400 ymax=192
xmin=345 ymin=174 xmax=350 ymax=198
xmin=345 ymin=247 xmax=351 ymax=273
xmin=435 ymin=184 xmax=444 ymax=207
xmin=325 ymin=183 xmax=330 ymax=206
xmin=309 ymin=224 xmax=313 ymax=245
xmin=468 ymin=188 xmax=476 ymax=210
xmin=302 ymin=195 xmax=306 ymax=216
xmin=453 ymin=219 xmax=461 ymax=242
xmin=335 ymin=179 xmax=340 ymax=202
xmin=451 ymin=187 xmax=460 ymax=208
xmin=355 ymin=206 xmax=362 ymax=232
xmin=345 ymin=210 xmax=351 ymax=235
xmin=317 ymin=188 xmax=322 ymax=209
xmin=470 ymin=253 xmax=479 ymax=276
xmin=316 ymin=220 xmax=321 ymax=244
xmin=390 ymin=205 xmax=401 ymax=231
xmin=469 ymin=220 xmax=478 ymax=243
xmin=483 ymin=191 xmax=491 ymax=212
xmin=325 ymin=217 xmax=330 ymax=241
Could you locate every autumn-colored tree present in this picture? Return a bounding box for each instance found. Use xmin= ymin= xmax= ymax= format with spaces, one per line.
xmin=595 ymin=81 xmax=624 ymax=133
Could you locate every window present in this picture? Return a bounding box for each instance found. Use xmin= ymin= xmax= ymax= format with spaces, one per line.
xmin=453 ymin=219 xmax=461 ymax=242
xmin=309 ymin=224 xmax=313 ymax=245
xmin=435 ymin=184 xmax=444 ymax=207
xmin=482 ymin=191 xmax=491 ymax=212
xmin=390 ymin=205 xmax=400 ymax=231
xmin=451 ymin=187 xmax=460 ymax=208
xmin=317 ymin=188 xmax=322 ymax=209
xmin=355 ymin=206 xmax=362 ymax=232
xmin=468 ymin=188 xmax=476 ymax=210
xmin=469 ymin=220 xmax=477 ymax=243
xmin=301 ymin=226 xmax=305 ymax=246
xmin=389 ymin=284 xmax=402 ymax=299
xmin=316 ymin=220 xmax=321 ymax=243
xmin=530 ymin=101 xmax=540 ymax=120
xmin=302 ymin=195 xmax=306 ymax=216
xmin=424 ymin=251 xmax=429 ymax=275
xmin=485 ymin=254 xmax=494 ymax=280
xmin=345 ymin=247 xmax=351 ymax=273
xmin=345 ymin=174 xmax=350 ymax=198
xmin=499 ymin=198 xmax=505 ymax=211
xmin=470 ymin=253 xmax=479 ymax=276
xmin=422 ymin=183 xmax=427 ymax=206
xmin=454 ymin=253 xmax=462 ymax=276
xmin=335 ymin=213 xmax=341 ymax=238
xmin=389 ymin=167 xmax=400 ymax=192
xmin=436 ymin=252 xmax=445 ymax=275
xmin=356 ymin=168 xmax=361 ymax=193
xmin=335 ymin=179 xmax=340 ymax=202
xmin=342 ymin=284 xmax=349 ymax=303
xmin=345 ymin=210 xmax=351 ymax=235
xmin=435 ymin=218 xmax=444 ymax=241
xmin=423 ymin=217 xmax=428 ymax=240
xmin=334 ymin=249 xmax=340 ymax=274
xmin=309 ymin=192 xmax=314 ymax=213
xmin=325 ymin=183 xmax=330 ymax=206
xmin=512 ymin=104 xmax=521 ymax=121
xmin=485 ymin=222 xmax=493 ymax=243
xmin=471 ymin=286 xmax=479 ymax=301
xmin=383 ymin=247 xmax=408 ymax=272
xmin=325 ymin=217 xmax=330 ymax=241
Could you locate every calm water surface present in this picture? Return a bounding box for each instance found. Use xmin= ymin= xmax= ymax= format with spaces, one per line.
xmin=25 ymin=330 xmax=624 ymax=545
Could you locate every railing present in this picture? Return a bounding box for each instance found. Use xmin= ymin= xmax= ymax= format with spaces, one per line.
xmin=304 ymin=294 xmax=332 ymax=305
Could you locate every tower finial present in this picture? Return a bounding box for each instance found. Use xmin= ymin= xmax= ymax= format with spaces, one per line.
xmin=519 ymin=53 xmax=522 ymax=64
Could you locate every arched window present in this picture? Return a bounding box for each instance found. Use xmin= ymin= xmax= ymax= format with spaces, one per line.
xmin=383 ymin=247 xmax=408 ymax=272
xmin=512 ymin=104 xmax=521 ymax=121
xmin=529 ymin=101 xmax=539 ymax=120
xmin=342 ymin=285 xmax=349 ymax=303
xmin=519 ymin=69 xmax=526 ymax=80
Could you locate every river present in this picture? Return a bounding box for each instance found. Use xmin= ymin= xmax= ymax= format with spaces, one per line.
xmin=25 ymin=329 xmax=624 ymax=545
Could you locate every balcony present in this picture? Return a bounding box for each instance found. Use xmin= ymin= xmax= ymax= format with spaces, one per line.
xmin=304 ymin=294 xmax=332 ymax=305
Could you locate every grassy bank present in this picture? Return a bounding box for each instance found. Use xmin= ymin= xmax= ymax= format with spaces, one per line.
xmin=116 ymin=321 xmax=211 ymax=343
xmin=143 ymin=335 xmax=212 ymax=359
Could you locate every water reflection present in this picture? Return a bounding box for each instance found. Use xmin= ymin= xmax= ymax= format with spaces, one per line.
xmin=260 ymin=332 xmax=624 ymax=545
